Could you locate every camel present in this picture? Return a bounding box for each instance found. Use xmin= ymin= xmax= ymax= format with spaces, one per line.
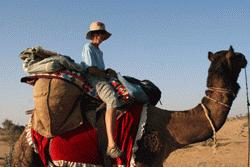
xmin=11 ymin=46 xmax=247 ymax=167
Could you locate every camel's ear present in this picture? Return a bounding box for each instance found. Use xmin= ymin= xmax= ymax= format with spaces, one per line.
xmin=226 ymin=45 xmax=234 ymax=60
xmin=229 ymin=45 xmax=234 ymax=52
xmin=208 ymin=51 xmax=215 ymax=61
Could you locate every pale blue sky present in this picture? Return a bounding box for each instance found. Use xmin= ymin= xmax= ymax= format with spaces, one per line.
xmin=0 ymin=1 xmax=249 ymax=125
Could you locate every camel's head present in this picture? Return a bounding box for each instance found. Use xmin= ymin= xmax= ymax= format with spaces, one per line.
xmin=207 ymin=46 xmax=247 ymax=93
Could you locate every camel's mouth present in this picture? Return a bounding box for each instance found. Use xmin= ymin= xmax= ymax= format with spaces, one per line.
xmin=242 ymin=58 xmax=247 ymax=68
xmin=235 ymin=52 xmax=247 ymax=68
xmin=233 ymin=82 xmax=241 ymax=96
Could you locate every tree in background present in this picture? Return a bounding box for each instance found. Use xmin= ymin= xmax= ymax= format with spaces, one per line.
xmin=0 ymin=119 xmax=25 ymax=166
xmin=1 ymin=119 xmax=24 ymax=145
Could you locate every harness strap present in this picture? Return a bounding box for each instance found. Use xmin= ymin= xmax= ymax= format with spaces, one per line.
xmin=205 ymin=87 xmax=234 ymax=108
xmin=201 ymin=86 xmax=235 ymax=153
xmin=201 ymin=103 xmax=217 ymax=153
xmin=204 ymin=96 xmax=231 ymax=108
xmin=207 ymin=87 xmax=236 ymax=98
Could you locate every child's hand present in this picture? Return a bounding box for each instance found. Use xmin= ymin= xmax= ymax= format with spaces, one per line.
xmin=87 ymin=67 xmax=106 ymax=78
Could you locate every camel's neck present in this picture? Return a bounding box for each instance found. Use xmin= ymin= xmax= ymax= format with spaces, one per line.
xmin=160 ymin=84 xmax=238 ymax=146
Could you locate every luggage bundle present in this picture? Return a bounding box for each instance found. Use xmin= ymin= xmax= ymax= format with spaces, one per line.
xmin=32 ymin=78 xmax=83 ymax=137
xmin=20 ymin=46 xmax=85 ymax=137
xmin=118 ymin=76 xmax=161 ymax=106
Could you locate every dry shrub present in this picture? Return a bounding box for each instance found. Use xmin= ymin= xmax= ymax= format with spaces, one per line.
xmin=1 ymin=119 xmax=25 ymax=166
xmin=1 ymin=119 xmax=24 ymax=145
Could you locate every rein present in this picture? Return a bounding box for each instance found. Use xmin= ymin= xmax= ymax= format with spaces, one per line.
xmin=207 ymin=87 xmax=236 ymax=98
xmin=201 ymin=86 xmax=235 ymax=153
xmin=204 ymin=96 xmax=230 ymax=108
xmin=204 ymin=87 xmax=235 ymax=108
xmin=244 ymin=68 xmax=250 ymax=167
xmin=201 ymin=103 xmax=217 ymax=152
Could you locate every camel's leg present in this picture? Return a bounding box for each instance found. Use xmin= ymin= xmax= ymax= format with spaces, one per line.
xmin=11 ymin=130 xmax=43 ymax=167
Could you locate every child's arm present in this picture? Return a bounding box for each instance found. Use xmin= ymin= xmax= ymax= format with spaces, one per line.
xmin=87 ymin=67 xmax=117 ymax=79
xmin=87 ymin=66 xmax=106 ymax=78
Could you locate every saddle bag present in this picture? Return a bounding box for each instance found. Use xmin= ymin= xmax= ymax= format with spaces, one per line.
xmin=32 ymin=78 xmax=84 ymax=138
xmin=140 ymin=80 xmax=161 ymax=106
xmin=122 ymin=76 xmax=161 ymax=106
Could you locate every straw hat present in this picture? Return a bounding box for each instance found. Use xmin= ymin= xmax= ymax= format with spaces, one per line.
xmin=86 ymin=21 xmax=111 ymax=40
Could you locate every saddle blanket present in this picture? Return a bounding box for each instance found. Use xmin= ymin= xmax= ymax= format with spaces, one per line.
xmin=21 ymin=70 xmax=130 ymax=103
xmin=29 ymin=104 xmax=148 ymax=167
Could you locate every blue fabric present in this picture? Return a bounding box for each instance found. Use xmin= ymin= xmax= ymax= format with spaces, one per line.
xmin=81 ymin=43 xmax=105 ymax=70
xmin=117 ymin=73 xmax=149 ymax=103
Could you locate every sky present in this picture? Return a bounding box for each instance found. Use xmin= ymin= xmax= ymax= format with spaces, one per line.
xmin=0 ymin=0 xmax=249 ymax=125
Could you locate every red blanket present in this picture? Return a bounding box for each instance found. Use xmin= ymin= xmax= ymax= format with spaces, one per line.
xmin=31 ymin=104 xmax=146 ymax=167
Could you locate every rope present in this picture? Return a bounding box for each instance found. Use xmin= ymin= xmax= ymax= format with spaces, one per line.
xmin=204 ymin=96 xmax=231 ymax=108
xmin=244 ymin=68 xmax=250 ymax=167
xmin=205 ymin=87 xmax=234 ymax=108
xmin=201 ymin=103 xmax=217 ymax=153
xmin=207 ymin=87 xmax=236 ymax=98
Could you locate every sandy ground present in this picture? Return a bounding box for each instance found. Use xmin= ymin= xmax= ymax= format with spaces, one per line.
xmin=0 ymin=140 xmax=10 ymax=166
xmin=0 ymin=117 xmax=248 ymax=167
xmin=164 ymin=117 xmax=248 ymax=167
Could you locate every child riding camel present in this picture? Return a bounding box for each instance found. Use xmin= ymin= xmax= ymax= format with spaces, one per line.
xmin=81 ymin=21 xmax=123 ymax=158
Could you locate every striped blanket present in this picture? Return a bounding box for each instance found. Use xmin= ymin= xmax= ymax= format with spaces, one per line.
xmin=21 ymin=70 xmax=131 ymax=103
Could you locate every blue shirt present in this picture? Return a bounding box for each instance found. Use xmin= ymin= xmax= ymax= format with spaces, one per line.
xmin=81 ymin=43 xmax=105 ymax=70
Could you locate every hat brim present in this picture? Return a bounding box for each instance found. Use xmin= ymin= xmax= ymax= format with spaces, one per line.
xmin=86 ymin=30 xmax=111 ymax=41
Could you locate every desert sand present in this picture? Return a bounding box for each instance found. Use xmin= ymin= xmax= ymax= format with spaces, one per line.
xmin=164 ymin=117 xmax=248 ymax=167
xmin=0 ymin=117 xmax=248 ymax=167
xmin=0 ymin=140 xmax=10 ymax=166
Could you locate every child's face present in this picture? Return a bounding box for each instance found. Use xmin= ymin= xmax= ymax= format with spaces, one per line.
xmin=91 ymin=33 xmax=105 ymax=45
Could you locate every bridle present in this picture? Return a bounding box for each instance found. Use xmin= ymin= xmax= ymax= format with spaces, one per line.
xmin=201 ymin=86 xmax=236 ymax=152
xmin=204 ymin=86 xmax=236 ymax=109
xmin=207 ymin=87 xmax=236 ymax=98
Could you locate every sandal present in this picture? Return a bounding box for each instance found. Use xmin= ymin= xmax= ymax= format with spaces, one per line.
xmin=106 ymin=145 xmax=123 ymax=158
